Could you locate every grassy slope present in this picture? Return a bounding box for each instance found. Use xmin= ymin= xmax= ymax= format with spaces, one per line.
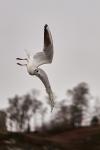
xmin=0 ymin=126 xmax=100 ymax=150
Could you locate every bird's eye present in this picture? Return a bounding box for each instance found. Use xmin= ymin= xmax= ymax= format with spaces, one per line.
xmin=35 ymin=69 xmax=38 ymax=73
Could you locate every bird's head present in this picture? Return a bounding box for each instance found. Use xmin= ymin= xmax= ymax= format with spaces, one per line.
xmin=33 ymin=68 xmax=39 ymax=75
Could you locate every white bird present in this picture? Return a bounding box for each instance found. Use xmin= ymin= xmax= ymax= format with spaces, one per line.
xmin=16 ymin=24 xmax=54 ymax=111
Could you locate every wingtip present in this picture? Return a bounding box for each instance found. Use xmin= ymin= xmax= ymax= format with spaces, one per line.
xmin=50 ymin=103 xmax=55 ymax=113
xmin=51 ymin=107 xmax=53 ymax=113
xmin=44 ymin=24 xmax=48 ymax=30
xmin=16 ymin=58 xmax=19 ymax=60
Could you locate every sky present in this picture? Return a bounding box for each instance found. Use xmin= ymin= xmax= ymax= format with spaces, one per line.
xmin=0 ymin=0 xmax=100 ymax=108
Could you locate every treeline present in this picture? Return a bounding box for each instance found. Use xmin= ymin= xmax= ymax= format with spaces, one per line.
xmin=0 ymin=82 xmax=100 ymax=133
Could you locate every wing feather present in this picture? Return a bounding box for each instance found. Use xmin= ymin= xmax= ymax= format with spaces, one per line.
xmin=33 ymin=24 xmax=53 ymax=67
xmin=43 ymin=24 xmax=53 ymax=62
xmin=34 ymin=68 xmax=54 ymax=111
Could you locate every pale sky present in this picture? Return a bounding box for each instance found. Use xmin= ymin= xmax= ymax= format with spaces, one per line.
xmin=0 ymin=0 xmax=100 ymax=108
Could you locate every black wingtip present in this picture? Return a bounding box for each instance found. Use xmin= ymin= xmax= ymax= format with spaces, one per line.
xmin=44 ymin=24 xmax=48 ymax=30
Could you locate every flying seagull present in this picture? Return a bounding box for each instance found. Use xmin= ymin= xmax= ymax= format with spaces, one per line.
xmin=16 ymin=24 xmax=54 ymax=111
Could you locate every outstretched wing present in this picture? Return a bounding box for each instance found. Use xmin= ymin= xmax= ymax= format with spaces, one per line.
xmin=34 ymin=68 xmax=54 ymax=111
xmin=43 ymin=24 xmax=53 ymax=62
xmin=33 ymin=24 xmax=54 ymax=67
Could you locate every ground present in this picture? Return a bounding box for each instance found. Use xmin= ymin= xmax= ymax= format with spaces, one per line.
xmin=0 ymin=126 xmax=100 ymax=150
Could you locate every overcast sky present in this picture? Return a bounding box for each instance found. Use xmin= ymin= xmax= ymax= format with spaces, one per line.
xmin=0 ymin=0 xmax=100 ymax=108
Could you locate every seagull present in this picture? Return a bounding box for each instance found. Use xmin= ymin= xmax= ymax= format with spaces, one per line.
xmin=16 ymin=24 xmax=54 ymax=111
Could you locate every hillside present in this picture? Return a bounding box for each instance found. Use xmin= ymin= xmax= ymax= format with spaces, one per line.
xmin=0 ymin=126 xmax=100 ymax=150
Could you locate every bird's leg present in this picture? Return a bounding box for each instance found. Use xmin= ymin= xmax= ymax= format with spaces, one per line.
xmin=16 ymin=58 xmax=27 ymax=61
xmin=17 ymin=62 xmax=27 ymax=66
xmin=16 ymin=58 xmax=27 ymax=66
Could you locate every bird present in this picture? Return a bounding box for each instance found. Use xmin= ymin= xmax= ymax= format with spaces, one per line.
xmin=16 ymin=24 xmax=54 ymax=111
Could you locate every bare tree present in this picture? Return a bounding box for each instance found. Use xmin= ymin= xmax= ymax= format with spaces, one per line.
xmin=7 ymin=94 xmax=33 ymax=132
xmin=0 ymin=110 xmax=7 ymax=132
xmin=19 ymin=94 xmax=33 ymax=131
xmin=7 ymin=95 xmax=20 ymax=131
xmin=68 ymin=82 xmax=89 ymax=127
xmin=91 ymin=116 xmax=99 ymax=126
xmin=32 ymin=98 xmax=43 ymax=130
xmin=40 ymin=107 xmax=47 ymax=130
